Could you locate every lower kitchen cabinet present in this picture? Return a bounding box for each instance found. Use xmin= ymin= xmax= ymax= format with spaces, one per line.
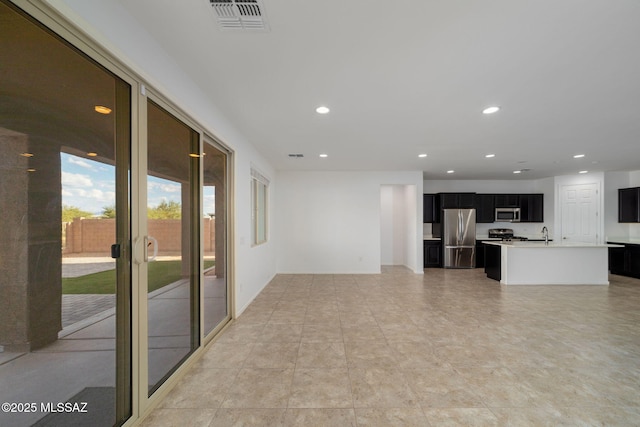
xmin=484 ymin=243 xmax=501 ymax=281
xmin=608 ymin=243 xmax=640 ymax=279
xmin=424 ymin=240 xmax=441 ymax=268
xmin=475 ymin=241 xmax=485 ymax=268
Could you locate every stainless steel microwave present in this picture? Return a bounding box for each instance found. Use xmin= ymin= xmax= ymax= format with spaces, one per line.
xmin=495 ymin=207 xmax=521 ymax=222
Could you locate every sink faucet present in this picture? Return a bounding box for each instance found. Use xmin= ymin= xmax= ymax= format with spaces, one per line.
xmin=541 ymin=226 xmax=549 ymax=245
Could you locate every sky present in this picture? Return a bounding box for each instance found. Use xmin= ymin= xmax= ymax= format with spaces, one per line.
xmin=61 ymin=153 xmax=215 ymax=216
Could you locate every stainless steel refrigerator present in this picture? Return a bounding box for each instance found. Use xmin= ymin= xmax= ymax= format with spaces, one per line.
xmin=443 ymin=208 xmax=476 ymax=268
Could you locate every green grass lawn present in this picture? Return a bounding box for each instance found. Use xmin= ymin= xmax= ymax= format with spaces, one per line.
xmin=62 ymin=260 xmax=215 ymax=294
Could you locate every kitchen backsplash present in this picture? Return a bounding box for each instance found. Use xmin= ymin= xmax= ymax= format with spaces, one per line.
xmin=424 ymin=222 xmax=550 ymax=237
xmin=476 ymin=222 xmax=550 ymax=237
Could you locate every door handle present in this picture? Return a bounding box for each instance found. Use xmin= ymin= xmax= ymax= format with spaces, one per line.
xmin=110 ymin=243 xmax=121 ymax=259
xmin=133 ymin=236 xmax=159 ymax=264
xmin=145 ymin=236 xmax=158 ymax=262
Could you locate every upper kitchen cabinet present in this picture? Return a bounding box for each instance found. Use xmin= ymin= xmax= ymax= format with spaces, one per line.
xmin=519 ymin=194 xmax=544 ymax=222
xmin=474 ymin=194 xmax=495 ymax=223
xmin=438 ymin=192 xmax=475 ymax=209
xmin=618 ymin=187 xmax=640 ymax=223
xmin=494 ymin=194 xmax=520 ymax=207
xmin=423 ymin=194 xmax=438 ymax=223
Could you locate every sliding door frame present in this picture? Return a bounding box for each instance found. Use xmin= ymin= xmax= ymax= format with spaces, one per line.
xmin=9 ymin=1 xmax=236 ymax=425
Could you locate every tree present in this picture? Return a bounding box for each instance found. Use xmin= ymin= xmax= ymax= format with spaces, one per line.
xmin=101 ymin=205 xmax=116 ymax=219
xmin=62 ymin=205 xmax=93 ymax=222
xmin=148 ymin=200 xmax=181 ymax=219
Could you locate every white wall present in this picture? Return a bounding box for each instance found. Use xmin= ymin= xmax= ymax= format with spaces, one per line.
xmin=380 ymin=185 xmax=418 ymax=267
xmin=380 ymin=186 xmax=404 ymax=265
xmin=49 ymin=0 xmax=278 ymax=314
xmin=404 ymin=184 xmax=418 ymax=269
xmin=380 ymin=185 xmax=417 ymax=267
xmin=277 ymin=171 xmax=423 ymax=274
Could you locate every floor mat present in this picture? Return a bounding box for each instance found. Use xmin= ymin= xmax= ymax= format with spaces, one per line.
xmin=32 ymin=387 xmax=116 ymax=427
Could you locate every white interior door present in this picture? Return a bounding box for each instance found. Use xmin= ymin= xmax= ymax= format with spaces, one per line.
xmin=560 ymin=183 xmax=599 ymax=243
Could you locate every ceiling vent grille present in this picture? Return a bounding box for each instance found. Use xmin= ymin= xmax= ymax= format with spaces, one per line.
xmin=209 ymin=0 xmax=269 ymax=31
xmin=288 ymin=154 xmax=304 ymax=158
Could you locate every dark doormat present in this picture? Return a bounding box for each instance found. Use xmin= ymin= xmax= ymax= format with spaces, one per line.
xmin=32 ymin=387 xmax=115 ymax=427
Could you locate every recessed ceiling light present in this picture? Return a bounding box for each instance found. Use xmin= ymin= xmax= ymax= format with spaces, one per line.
xmin=482 ymin=106 xmax=500 ymax=115
xmin=189 ymin=153 xmax=202 ymax=158
xmin=447 ymin=170 xmax=455 ymax=174
xmin=485 ymin=154 xmax=495 ymax=158
xmin=513 ymin=170 xmax=522 ymax=174
xmin=87 ymin=152 xmax=98 ymax=157
xmin=319 ymin=153 xmax=328 ymax=158
xmin=315 ymin=106 xmax=330 ymax=114
xmin=94 ymin=105 xmax=112 ymax=115
xmin=579 ymin=170 xmax=588 ymax=174
xmin=573 ymin=154 xmax=585 ymax=158
xmin=27 ymin=168 xmax=36 ymax=172
xmin=20 ymin=152 xmax=34 ymax=157
xmin=418 ymin=154 xmax=427 ymax=158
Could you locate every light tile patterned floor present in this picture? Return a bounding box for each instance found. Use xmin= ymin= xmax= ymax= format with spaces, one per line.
xmin=141 ymin=267 xmax=640 ymax=426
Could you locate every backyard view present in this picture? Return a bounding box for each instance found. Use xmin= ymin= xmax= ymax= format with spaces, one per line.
xmin=62 ymin=260 xmax=215 ymax=294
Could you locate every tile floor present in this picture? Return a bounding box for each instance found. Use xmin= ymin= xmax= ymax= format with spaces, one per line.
xmin=141 ymin=267 xmax=640 ymax=426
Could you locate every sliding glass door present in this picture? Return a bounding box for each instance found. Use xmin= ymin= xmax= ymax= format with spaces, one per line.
xmin=203 ymin=139 xmax=230 ymax=336
xmin=146 ymin=100 xmax=200 ymax=394
xmin=0 ymin=2 xmax=131 ymax=425
xmin=2 ymin=1 xmax=233 ymax=423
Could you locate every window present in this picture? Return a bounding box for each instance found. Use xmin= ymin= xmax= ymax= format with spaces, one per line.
xmin=251 ymin=167 xmax=269 ymax=245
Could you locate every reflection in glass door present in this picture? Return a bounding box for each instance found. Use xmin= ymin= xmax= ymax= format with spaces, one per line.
xmin=0 ymin=2 xmax=131 ymax=425
xmin=146 ymin=100 xmax=200 ymax=394
xmin=203 ymin=140 xmax=230 ymax=335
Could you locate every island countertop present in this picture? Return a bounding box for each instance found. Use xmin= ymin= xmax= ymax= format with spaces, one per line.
xmin=483 ymin=240 xmax=616 ymax=285
xmin=482 ymin=241 xmax=623 ymax=248
xmin=606 ymin=237 xmax=640 ymax=245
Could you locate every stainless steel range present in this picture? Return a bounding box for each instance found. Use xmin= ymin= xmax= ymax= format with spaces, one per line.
xmin=488 ymin=228 xmax=528 ymax=241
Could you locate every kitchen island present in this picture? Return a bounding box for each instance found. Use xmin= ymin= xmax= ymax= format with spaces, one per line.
xmin=483 ymin=241 xmax=622 ymax=285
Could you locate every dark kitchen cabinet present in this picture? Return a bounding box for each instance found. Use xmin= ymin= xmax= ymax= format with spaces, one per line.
xmin=519 ymin=194 xmax=544 ymax=222
xmin=484 ymin=243 xmax=501 ymax=281
xmin=423 ymin=194 xmax=438 ymax=223
xmin=618 ymin=187 xmax=640 ymax=223
xmin=608 ymin=242 xmax=640 ymax=278
xmin=494 ymin=194 xmax=519 ymax=207
xmin=474 ymin=194 xmax=495 ymax=223
xmin=475 ymin=241 xmax=485 ymax=268
xmin=438 ymin=192 xmax=475 ymax=209
xmin=424 ymin=240 xmax=442 ymax=268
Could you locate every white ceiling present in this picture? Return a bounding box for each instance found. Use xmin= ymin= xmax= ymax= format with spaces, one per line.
xmin=119 ymin=0 xmax=640 ymax=180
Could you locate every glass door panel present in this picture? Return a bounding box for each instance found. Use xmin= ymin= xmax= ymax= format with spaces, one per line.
xmin=146 ymin=100 xmax=199 ymax=394
xmin=0 ymin=2 xmax=131 ymax=425
xmin=203 ymin=141 xmax=229 ymax=335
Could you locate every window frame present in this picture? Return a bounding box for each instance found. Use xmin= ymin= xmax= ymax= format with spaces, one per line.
xmin=251 ymin=167 xmax=269 ymax=246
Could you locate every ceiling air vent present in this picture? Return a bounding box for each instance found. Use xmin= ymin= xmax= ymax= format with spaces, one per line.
xmin=288 ymin=154 xmax=304 ymax=158
xmin=209 ymin=0 xmax=269 ymax=31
